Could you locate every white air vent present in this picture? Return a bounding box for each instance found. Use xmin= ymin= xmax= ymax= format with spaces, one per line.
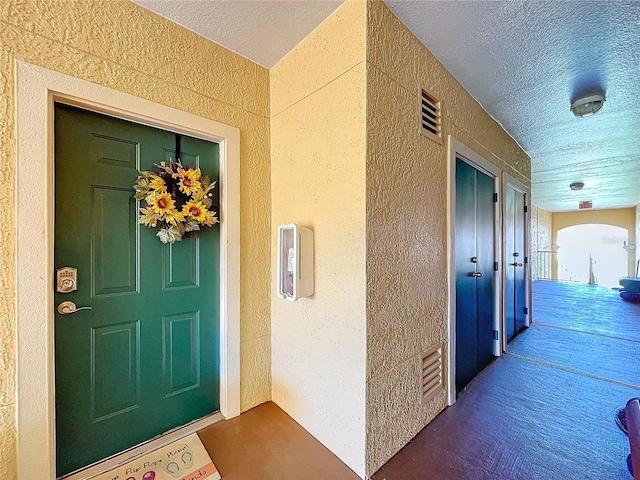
xmin=420 ymin=88 xmax=442 ymax=144
xmin=422 ymin=345 xmax=443 ymax=405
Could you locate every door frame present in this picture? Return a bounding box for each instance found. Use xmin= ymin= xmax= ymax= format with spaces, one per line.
xmin=447 ymin=136 xmax=502 ymax=405
xmin=502 ymin=173 xmax=531 ymax=350
xmin=15 ymin=61 xmax=241 ymax=479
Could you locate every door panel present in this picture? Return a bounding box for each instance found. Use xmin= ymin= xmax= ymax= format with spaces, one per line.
xmin=514 ymin=189 xmax=527 ymax=333
xmin=505 ymin=187 xmax=516 ymax=340
xmin=91 ymin=133 xmax=139 ymax=169
xmin=164 ymin=237 xmax=200 ymax=289
xmin=505 ymin=185 xmax=527 ymax=342
xmin=475 ymin=170 xmax=495 ymax=369
xmin=455 ymin=159 xmax=495 ymax=393
xmin=92 ymin=186 xmax=138 ymax=296
xmin=55 ymin=104 xmax=220 ymax=476
xmin=163 ymin=311 xmax=200 ymax=396
xmin=455 ymin=159 xmax=479 ymax=392
xmin=91 ymin=321 xmax=140 ymax=421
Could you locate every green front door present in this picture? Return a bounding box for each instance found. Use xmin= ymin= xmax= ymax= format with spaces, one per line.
xmin=54 ymin=104 xmax=220 ymax=477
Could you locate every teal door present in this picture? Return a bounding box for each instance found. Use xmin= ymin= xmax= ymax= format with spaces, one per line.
xmin=455 ymin=157 xmax=496 ymax=393
xmin=54 ymin=104 xmax=220 ymax=476
xmin=505 ymin=185 xmax=527 ymax=342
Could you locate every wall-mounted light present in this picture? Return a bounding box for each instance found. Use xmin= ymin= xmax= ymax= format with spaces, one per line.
xmin=569 ymin=182 xmax=585 ymax=191
xmin=571 ymin=94 xmax=605 ymax=118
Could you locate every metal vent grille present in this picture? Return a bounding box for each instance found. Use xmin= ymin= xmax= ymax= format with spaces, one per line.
xmin=422 ymin=345 xmax=443 ymax=404
xmin=420 ymin=89 xmax=442 ymax=143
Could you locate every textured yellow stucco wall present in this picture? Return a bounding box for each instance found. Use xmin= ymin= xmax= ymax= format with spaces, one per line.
xmin=530 ymin=205 xmax=552 ymax=280
xmin=270 ymin=1 xmax=368 ymax=476
xmin=552 ymin=207 xmax=637 ymax=277
xmin=552 ymin=207 xmax=636 ymax=235
xmin=365 ymin=1 xmax=531 ymax=474
xmin=0 ymin=1 xmax=271 ymax=477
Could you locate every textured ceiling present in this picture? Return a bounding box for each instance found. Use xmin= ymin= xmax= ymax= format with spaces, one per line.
xmin=385 ymin=0 xmax=640 ymax=212
xmin=133 ymin=0 xmax=640 ymax=212
xmin=131 ymin=0 xmax=344 ymax=68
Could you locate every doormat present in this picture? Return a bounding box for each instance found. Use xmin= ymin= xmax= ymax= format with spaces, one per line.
xmin=92 ymin=433 xmax=221 ymax=480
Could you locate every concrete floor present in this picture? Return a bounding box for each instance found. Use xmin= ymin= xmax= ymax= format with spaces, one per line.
xmin=197 ymin=280 xmax=640 ymax=479
xmin=372 ymin=280 xmax=640 ymax=479
xmin=198 ymin=401 xmax=360 ymax=480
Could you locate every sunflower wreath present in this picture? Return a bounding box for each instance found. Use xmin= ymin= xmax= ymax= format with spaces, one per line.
xmin=133 ymin=160 xmax=219 ymax=244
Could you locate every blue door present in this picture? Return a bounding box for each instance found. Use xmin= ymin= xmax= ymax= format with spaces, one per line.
xmin=505 ymin=185 xmax=527 ymax=342
xmin=455 ymin=157 xmax=496 ymax=393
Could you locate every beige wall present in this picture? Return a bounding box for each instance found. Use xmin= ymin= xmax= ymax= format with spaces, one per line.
xmin=270 ymin=1 xmax=368 ymax=476
xmin=530 ymin=205 xmax=553 ymax=280
xmin=365 ymin=1 xmax=531 ymax=475
xmin=1 ymin=1 xmax=580 ymax=478
xmin=1 ymin=1 xmax=271 ymax=477
xmin=552 ymin=208 xmax=637 ymax=277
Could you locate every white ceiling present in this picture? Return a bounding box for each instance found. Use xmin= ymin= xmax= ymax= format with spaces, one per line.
xmin=385 ymin=0 xmax=640 ymax=212
xmin=133 ymin=0 xmax=640 ymax=212
xmin=132 ymin=0 xmax=343 ymax=68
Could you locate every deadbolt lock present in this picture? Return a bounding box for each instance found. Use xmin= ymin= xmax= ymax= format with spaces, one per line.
xmin=57 ymin=267 xmax=78 ymax=293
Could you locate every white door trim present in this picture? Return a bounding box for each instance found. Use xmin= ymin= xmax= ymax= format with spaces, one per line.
xmin=15 ymin=60 xmax=241 ymax=480
xmin=447 ymin=136 xmax=502 ymax=406
xmin=502 ymin=173 xmax=531 ymax=350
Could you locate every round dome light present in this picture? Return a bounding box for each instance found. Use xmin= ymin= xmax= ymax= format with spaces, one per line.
xmin=571 ymin=94 xmax=605 ymax=118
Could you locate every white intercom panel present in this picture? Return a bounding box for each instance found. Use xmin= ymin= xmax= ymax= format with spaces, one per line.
xmin=277 ymin=224 xmax=314 ymax=301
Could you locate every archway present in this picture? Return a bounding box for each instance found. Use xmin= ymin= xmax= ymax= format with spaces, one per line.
xmin=557 ymin=224 xmax=628 ymax=287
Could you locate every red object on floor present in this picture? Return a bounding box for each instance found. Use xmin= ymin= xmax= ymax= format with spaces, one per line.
xmin=626 ymin=398 xmax=640 ymax=479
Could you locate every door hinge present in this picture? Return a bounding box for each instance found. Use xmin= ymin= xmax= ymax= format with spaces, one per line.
xmin=524 ymin=256 xmax=528 ymax=264
xmin=494 ymin=262 xmax=499 ymax=271
xmin=524 ymin=307 xmax=529 ymax=315
xmin=493 ymin=192 xmax=498 ymax=203
xmin=524 ymin=205 xmax=528 ymax=213
xmin=493 ymin=330 xmax=499 ymax=340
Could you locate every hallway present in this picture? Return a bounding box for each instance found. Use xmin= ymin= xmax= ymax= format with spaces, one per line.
xmin=372 ymin=280 xmax=640 ymax=479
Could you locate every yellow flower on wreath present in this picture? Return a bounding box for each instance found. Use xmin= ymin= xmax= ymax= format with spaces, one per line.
xmin=148 ymin=174 xmax=167 ymax=192
xmin=160 ymin=161 xmax=174 ymax=175
xmin=177 ymin=167 xmax=202 ymax=196
xmin=139 ymin=206 xmax=160 ymax=227
xmin=182 ymin=200 xmax=207 ymax=222
xmin=164 ymin=208 xmax=186 ymax=226
xmin=148 ymin=191 xmax=175 ymax=217
xmin=201 ymin=210 xmax=218 ymax=227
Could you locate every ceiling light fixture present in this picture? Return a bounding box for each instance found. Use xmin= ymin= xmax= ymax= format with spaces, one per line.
xmin=571 ymin=94 xmax=606 ymax=118
xmin=570 ymin=182 xmax=585 ymax=191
